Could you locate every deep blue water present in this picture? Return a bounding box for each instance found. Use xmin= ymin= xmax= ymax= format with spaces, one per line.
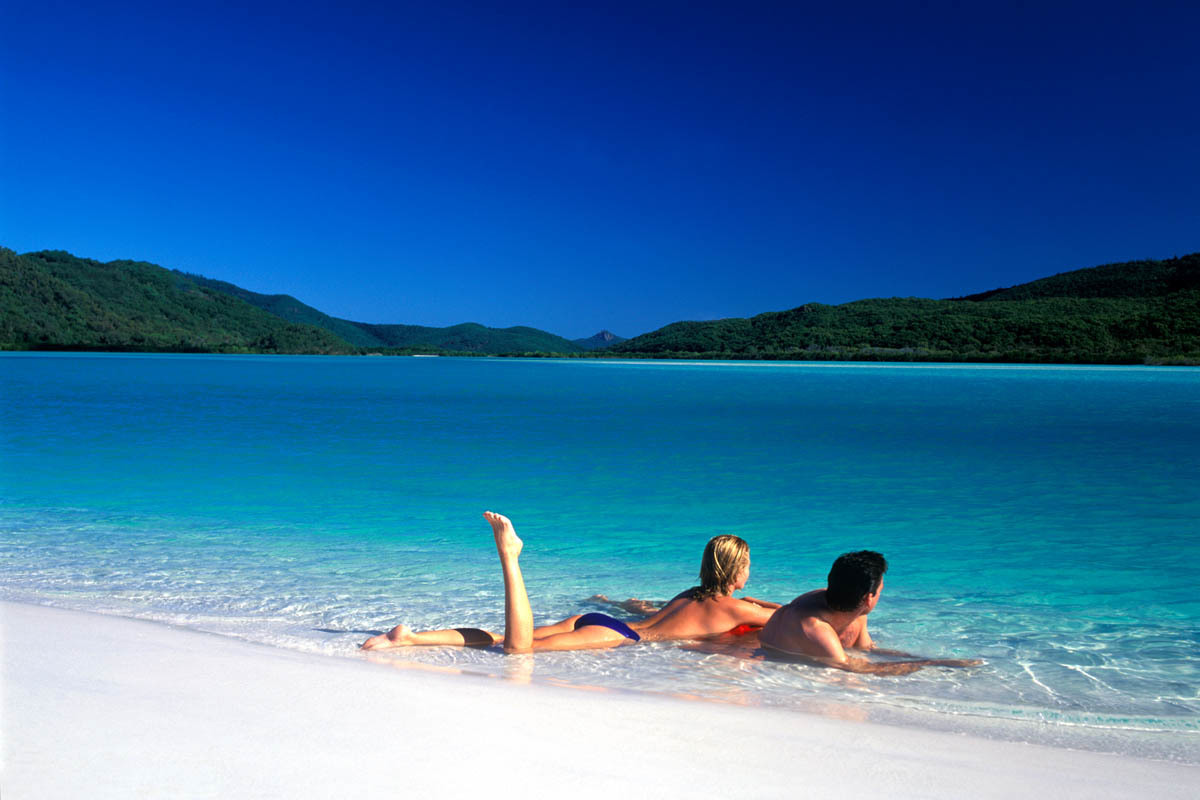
xmin=2 ymin=353 xmax=1197 ymax=759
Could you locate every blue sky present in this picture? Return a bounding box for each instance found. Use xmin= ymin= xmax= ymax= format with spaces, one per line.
xmin=3 ymin=1 xmax=1197 ymax=339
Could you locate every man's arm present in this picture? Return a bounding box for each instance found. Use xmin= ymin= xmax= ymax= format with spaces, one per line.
xmin=830 ymin=655 xmax=983 ymax=675
xmin=866 ymin=646 xmax=921 ymax=658
xmin=850 ymin=616 xmax=873 ymax=650
xmin=763 ymin=621 xmax=982 ymax=674
xmin=840 ymin=620 xmax=981 ymax=672
xmin=761 ymin=616 xmax=849 ymax=662
xmin=849 ymin=618 xmax=918 ymax=657
xmin=762 ymin=647 xmax=983 ymax=675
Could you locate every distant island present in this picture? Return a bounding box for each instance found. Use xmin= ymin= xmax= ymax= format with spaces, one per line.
xmin=1 ymin=247 xmax=1197 ymax=364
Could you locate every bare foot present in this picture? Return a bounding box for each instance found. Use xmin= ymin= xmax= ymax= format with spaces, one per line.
xmin=360 ymin=623 xmax=414 ymax=650
xmin=484 ymin=511 xmax=522 ymax=559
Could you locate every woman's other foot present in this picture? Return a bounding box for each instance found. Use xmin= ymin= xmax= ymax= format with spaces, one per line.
xmin=360 ymin=623 xmax=414 ymax=650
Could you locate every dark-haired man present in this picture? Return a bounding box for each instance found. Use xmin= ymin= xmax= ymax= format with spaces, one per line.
xmin=759 ymin=550 xmax=981 ymax=675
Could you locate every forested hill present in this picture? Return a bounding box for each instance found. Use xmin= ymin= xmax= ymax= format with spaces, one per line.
xmin=351 ymin=321 xmax=582 ymax=353
xmin=954 ymin=254 xmax=1199 ymax=301
xmin=5 ymin=247 xmax=1197 ymax=362
xmin=609 ymin=254 xmax=1200 ymax=364
xmin=0 ymin=248 xmax=584 ymax=355
xmin=181 ymin=272 xmax=385 ymax=348
xmin=183 ymin=272 xmax=584 ymax=353
xmin=0 ymin=249 xmax=350 ymax=353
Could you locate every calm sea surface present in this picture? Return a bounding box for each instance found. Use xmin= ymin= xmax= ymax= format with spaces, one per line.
xmin=2 ymin=353 xmax=1197 ymax=760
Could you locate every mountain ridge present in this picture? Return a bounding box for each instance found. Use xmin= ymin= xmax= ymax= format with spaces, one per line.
xmin=1 ymin=248 xmax=583 ymax=354
xmin=3 ymin=247 xmax=1197 ymax=363
xmin=573 ymin=330 xmax=626 ymax=350
xmin=609 ymin=253 xmax=1200 ymax=364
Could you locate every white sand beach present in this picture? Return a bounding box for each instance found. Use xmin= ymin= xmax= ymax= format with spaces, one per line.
xmin=3 ymin=600 xmax=1195 ymax=798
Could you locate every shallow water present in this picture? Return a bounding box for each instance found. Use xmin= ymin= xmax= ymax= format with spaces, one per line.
xmin=2 ymin=353 xmax=1197 ymax=761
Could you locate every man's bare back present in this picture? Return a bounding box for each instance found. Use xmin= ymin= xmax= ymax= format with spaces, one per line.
xmin=760 ymin=553 xmax=981 ymax=676
xmin=760 ymin=590 xmax=869 ymax=655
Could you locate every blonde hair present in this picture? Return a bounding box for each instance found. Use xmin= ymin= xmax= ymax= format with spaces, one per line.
xmin=692 ymin=534 xmax=749 ymax=600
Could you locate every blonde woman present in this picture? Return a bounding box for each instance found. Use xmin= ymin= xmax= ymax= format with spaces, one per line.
xmin=362 ymin=511 xmax=780 ymax=653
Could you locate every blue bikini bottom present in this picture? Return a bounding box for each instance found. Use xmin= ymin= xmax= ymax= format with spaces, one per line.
xmin=574 ymin=612 xmax=641 ymax=642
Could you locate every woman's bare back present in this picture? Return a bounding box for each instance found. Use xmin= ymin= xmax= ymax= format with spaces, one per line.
xmin=631 ymin=590 xmax=775 ymax=642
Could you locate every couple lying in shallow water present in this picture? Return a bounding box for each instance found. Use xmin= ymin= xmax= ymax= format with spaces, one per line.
xmin=362 ymin=511 xmax=981 ymax=675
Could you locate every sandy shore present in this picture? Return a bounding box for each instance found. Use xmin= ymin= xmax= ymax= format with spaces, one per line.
xmin=2 ymin=601 xmax=1195 ymax=798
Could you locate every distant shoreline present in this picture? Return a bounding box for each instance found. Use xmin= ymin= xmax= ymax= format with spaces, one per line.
xmin=4 ymin=345 xmax=1198 ymax=366
xmin=5 ymin=248 xmax=1198 ymax=365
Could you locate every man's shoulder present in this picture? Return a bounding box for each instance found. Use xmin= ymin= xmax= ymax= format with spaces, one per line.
xmin=781 ymin=602 xmax=839 ymax=642
xmin=783 ymin=590 xmax=825 ymax=613
xmin=761 ymin=606 xmax=839 ymax=657
xmin=766 ymin=599 xmax=825 ymax=632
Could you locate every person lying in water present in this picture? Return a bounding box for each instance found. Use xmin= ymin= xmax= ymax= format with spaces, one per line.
xmin=758 ymin=550 xmax=982 ymax=675
xmin=361 ymin=511 xmax=781 ymax=652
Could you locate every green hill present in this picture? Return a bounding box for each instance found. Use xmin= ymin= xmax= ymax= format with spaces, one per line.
xmin=6 ymin=246 xmax=1197 ymax=362
xmin=1 ymin=248 xmax=584 ymax=355
xmin=179 ymin=273 xmax=387 ymax=348
xmin=0 ymin=249 xmax=352 ymax=353
xmin=956 ymin=254 xmax=1200 ymax=301
xmin=610 ymin=254 xmax=1200 ymax=364
xmin=353 ymin=321 xmax=583 ymax=353
xmin=186 ymin=272 xmax=583 ymax=354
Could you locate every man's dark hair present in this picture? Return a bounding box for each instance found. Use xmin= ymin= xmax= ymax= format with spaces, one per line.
xmin=826 ymin=551 xmax=888 ymax=612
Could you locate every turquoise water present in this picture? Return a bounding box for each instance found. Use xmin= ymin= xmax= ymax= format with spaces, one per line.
xmin=2 ymin=353 xmax=1198 ymax=760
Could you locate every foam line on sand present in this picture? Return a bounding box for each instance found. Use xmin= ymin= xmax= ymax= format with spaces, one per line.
xmin=2 ymin=601 xmax=1195 ymax=798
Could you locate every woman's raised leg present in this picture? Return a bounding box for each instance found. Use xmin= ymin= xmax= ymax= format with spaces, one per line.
xmin=485 ymin=511 xmax=534 ymax=653
xmin=361 ymin=512 xmax=577 ymax=651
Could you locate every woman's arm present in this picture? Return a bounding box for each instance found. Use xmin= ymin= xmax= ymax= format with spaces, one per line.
xmin=736 ymin=598 xmax=782 ymax=626
xmin=738 ymin=596 xmax=782 ymax=609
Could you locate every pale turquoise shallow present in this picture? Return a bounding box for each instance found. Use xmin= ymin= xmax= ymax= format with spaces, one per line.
xmin=2 ymin=353 xmax=1197 ymax=760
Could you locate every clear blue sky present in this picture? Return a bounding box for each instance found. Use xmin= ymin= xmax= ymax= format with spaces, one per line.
xmin=3 ymin=1 xmax=1197 ymax=339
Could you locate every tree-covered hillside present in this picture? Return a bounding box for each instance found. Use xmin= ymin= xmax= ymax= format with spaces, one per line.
xmin=956 ymin=253 xmax=1199 ymax=301
xmin=1 ymin=248 xmax=585 ymax=355
xmin=610 ymin=254 xmax=1200 ymax=364
xmin=354 ymin=321 xmax=582 ymax=353
xmin=180 ymin=273 xmax=387 ymax=348
xmin=0 ymin=249 xmax=352 ymax=353
xmin=5 ymin=247 xmax=1197 ymax=362
xmin=189 ymin=272 xmax=583 ymax=353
